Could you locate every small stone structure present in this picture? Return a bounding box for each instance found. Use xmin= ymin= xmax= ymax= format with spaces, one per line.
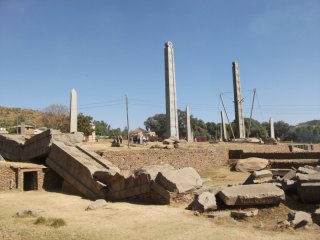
xmin=0 ymin=162 xmax=46 ymax=191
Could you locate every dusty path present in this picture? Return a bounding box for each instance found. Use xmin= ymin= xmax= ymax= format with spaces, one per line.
xmin=0 ymin=191 xmax=318 ymax=240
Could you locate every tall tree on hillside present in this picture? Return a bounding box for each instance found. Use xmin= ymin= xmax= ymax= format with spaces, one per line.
xmin=77 ymin=113 xmax=94 ymax=136
xmin=42 ymin=104 xmax=69 ymax=132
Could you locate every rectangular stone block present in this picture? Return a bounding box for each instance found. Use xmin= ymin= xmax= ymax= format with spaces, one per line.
xmin=155 ymin=167 xmax=203 ymax=194
xmin=218 ymin=183 xmax=285 ymax=206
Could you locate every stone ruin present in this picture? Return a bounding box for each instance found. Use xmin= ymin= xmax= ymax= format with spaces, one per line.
xmin=0 ymin=130 xmax=202 ymax=203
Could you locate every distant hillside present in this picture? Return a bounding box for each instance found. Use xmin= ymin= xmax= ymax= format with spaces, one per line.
xmin=297 ymin=120 xmax=320 ymax=128
xmin=0 ymin=106 xmax=44 ymax=128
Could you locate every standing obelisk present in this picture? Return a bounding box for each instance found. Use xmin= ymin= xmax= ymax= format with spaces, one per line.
xmin=164 ymin=41 xmax=179 ymax=138
xmin=232 ymin=61 xmax=246 ymax=138
xmin=269 ymin=117 xmax=275 ymax=139
xmin=70 ymin=88 xmax=77 ymax=133
xmin=221 ymin=111 xmax=228 ymax=141
xmin=186 ymin=106 xmax=193 ymax=142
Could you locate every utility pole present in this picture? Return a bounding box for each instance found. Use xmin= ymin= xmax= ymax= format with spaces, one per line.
xmin=220 ymin=93 xmax=235 ymax=140
xmin=247 ymin=88 xmax=256 ymax=138
xmin=125 ymin=95 xmax=130 ymax=149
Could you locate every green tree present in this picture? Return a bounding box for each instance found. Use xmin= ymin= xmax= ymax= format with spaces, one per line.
xmin=206 ymin=122 xmax=218 ymax=139
xmin=94 ymin=120 xmax=110 ymax=136
xmin=245 ymin=118 xmax=268 ymax=139
xmin=77 ymin=113 xmax=94 ymax=136
xmin=274 ymin=121 xmax=291 ymax=140
xmin=109 ymin=128 xmax=121 ymax=138
xmin=191 ymin=117 xmax=208 ymax=138
xmin=144 ymin=114 xmax=166 ymax=138
xmin=122 ymin=127 xmax=129 ymax=139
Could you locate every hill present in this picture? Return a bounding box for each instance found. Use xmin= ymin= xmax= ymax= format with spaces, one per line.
xmin=0 ymin=106 xmax=44 ymax=129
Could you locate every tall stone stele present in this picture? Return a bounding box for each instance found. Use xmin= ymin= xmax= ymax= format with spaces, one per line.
xmin=269 ymin=117 xmax=275 ymax=139
xmin=186 ymin=106 xmax=193 ymax=142
xmin=232 ymin=61 xmax=246 ymax=139
xmin=70 ymin=88 xmax=77 ymax=133
xmin=164 ymin=41 xmax=179 ymax=138
xmin=220 ymin=111 xmax=228 ymax=141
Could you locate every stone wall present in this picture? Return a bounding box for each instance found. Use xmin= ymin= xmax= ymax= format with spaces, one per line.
xmin=0 ymin=165 xmax=16 ymax=190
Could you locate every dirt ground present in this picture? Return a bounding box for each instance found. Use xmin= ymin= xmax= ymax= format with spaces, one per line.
xmin=1 ymin=142 xmax=320 ymax=240
xmin=0 ymin=175 xmax=319 ymax=240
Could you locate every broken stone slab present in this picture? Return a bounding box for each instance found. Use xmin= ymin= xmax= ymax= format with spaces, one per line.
xmin=244 ymin=170 xmax=273 ymax=184
xmin=289 ymin=211 xmax=313 ymax=229
xmin=94 ymin=170 xmax=151 ymax=201
xmin=188 ymin=191 xmax=217 ymax=212
xmin=47 ymin=141 xmax=108 ymax=200
xmin=218 ymin=183 xmax=285 ymax=206
xmin=270 ymin=168 xmax=291 ymax=177
xmin=155 ymin=167 xmax=203 ymax=194
xmin=297 ymin=166 xmax=318 ymax=175
xmin=235 ymin=158 xmax=269 ymax=173
xmin=85 ymin=199 xmax=108 ymax=210
xmin=0 ymin=135 xmax=23 ymax=161
xmin=230 ymin=208 xmax=258 ymax=218
xmin=281 ymin=169 xmax=297 ymax=181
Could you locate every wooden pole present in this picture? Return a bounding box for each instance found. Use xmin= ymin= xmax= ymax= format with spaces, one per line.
xmin=220 ymin=93 xmax=235 ymax=140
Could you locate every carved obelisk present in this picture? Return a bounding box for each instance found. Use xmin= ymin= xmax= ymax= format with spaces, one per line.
xmin=232 ymin=61 xmax=246 ymax=138
xmin=70 ymin=88 xmax=77 ymax=133
xmin=186 ymin=106 xmax=193 ymax=142
xmin=221 ymin=111 xmax=228 ymax=141
xmin=269 ymin=117 xmax=275 ymax=139
xmin=164 ymin=41 xmax=179 ymax=138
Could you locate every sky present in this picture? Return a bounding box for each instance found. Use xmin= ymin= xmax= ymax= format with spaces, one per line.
xmin=0 ymin=0 xmax=319 ymax=129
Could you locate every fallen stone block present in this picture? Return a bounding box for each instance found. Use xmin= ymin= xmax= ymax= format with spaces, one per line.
xmin=86 ymin=199 xmax=108 ymax=210
xmin=155 ymin=167 xmax=203 ymax=194
xmin=218 ymin=183 xmax=285 ymax=206
xmin=297 ymin=173 xmax=320 ymax=203
xmin=135 ymin=164 xmax=175 ymax=180
xmin=231 ymin=208 xmax=258 ymax=218
xmin=188 ymin=191 xmax=217 ymax=212
xmin=289 ymin=211 xmax=313 ymax=229
xmin=235 ymin=158 xmax=269 ymax=173
xmin=297 ymin=166 xmax=318 ymax=175
xmin=244 ymin=170 xmax=273 ymax=184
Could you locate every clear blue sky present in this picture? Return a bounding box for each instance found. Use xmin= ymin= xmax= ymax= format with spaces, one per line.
xmin=1 ymin=0 xmax=319 ymax=129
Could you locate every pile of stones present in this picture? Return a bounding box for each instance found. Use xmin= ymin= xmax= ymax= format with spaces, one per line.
xmin=187 ymin=157 xmax=320 ymax=229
